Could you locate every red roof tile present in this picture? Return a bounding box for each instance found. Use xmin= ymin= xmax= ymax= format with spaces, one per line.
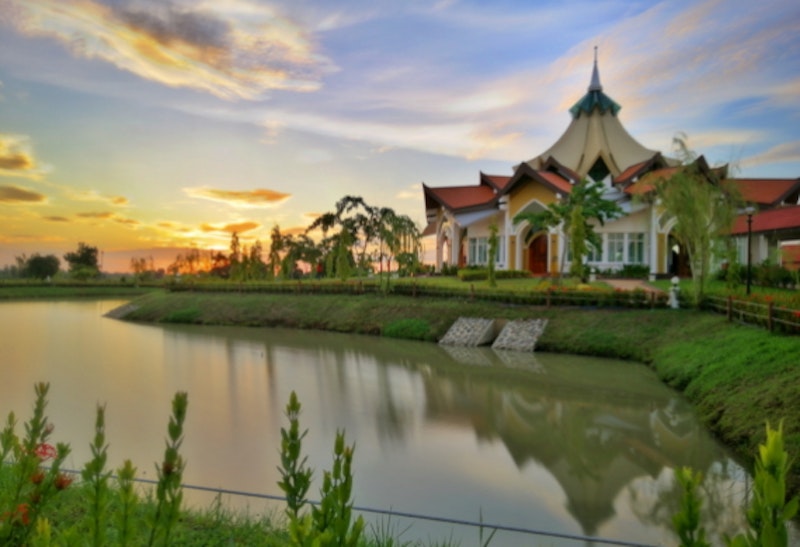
xmin=482 ymin=173 xmax=513 ymax=192
xmin=538 ymin=171 xmax=573 ymax=194
xmin=730 ymin=205 xmax=800 ymax=235
xmin=727 ymin=178 xmax=800 ymax=206
xmin=624 ymin=167 xmax=681 ymax=195
xmin=424 ymin=184 xmax=495 ymax=211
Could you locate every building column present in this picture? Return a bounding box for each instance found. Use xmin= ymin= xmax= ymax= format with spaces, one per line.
xmin=450 ymin=224 xmax=461 ymax=267
xmin=649 ymin=206 xmax=658 ymax=279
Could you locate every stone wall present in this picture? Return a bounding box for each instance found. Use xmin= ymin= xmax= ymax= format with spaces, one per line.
xmin=491 ymin=319 xmax=548 ymax=352
xmin=438 ymin=317 xmax=497 ymax=347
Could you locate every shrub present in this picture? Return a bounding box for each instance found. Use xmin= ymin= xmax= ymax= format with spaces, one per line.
xmin=382 ymin=318 xmax=432 ymax=340
xmin=163 ymin=308 xmax=201 ymax=323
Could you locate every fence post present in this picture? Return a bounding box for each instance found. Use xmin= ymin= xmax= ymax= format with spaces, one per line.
xmin=727 ymin=296 xmax=732 ymax=322
xmin=546 ymin=291 xmax=551 ymax=308
xmin=470 ymin=283 xmax=475 ymax=301
xmin=412 ymin=281 xmax=417 ymax=298
xmin=768 ymin=301 xmax=774 ymax=332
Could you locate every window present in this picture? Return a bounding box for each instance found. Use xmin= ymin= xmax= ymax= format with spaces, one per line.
xmin=607 ymin=234 xmax=625 ymax=263
xmin=468 ymin=236 xmax=505 ymax=266
xmin=627 ymin=233 xmax=645 ymax=264
xmin=467 ymin=237 xmax=488 ymax=265
xmin=605 ymin=233 xmax=646 ymax=264
xmin=587 ymin=238 xmax=603 ymax=262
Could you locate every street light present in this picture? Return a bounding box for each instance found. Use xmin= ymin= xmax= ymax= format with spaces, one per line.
xmin=745 ymin=206 xmax=755 ymax=295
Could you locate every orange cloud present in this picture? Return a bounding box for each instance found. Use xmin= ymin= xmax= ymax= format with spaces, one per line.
xmin=42 ymin=215 xmax=70 ymax=222
xmin=5 ymin=0 xmax=335 ymax=100
xmin=200 ymin=221 xmax=260 ymax=234
xmin=77 ymin=211 xmax=115 ymax=219
xmin=184 ymin=187 xmax=291 ymax=208
xmin=70 ymin=190 xmax=130 ymax=206
xmin=0 ymin=184 xmax=46 ymax=203
xmin=0 ymin=135 xmax=42 ymax=179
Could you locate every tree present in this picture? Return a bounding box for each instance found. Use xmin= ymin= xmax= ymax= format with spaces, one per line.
xmin=651 ymin=137 xmax=740 ymax=305
xmin=268 ymin=225 xmax=284 ymax=280
xmin=63 ymin=242 xmax=100 ymax=279
xmin=24 ymin=254 xmax=60 ymax=279
xmin=487 ymin=223 xmax=499 ymax=287
xmin=513 ymin=179 xmax=622 ymax=282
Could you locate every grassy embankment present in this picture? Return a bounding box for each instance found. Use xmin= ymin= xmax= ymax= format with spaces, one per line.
xmin=120 ymin=288 xmax=800 ymax=494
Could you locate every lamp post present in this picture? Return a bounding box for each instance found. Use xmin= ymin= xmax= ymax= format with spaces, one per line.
xmin=745 ymin=206 xmax=755 ymax=296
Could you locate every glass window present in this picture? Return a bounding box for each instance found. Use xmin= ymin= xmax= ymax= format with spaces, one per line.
xmin=607 ymin=233 xmax=624 ymax=263
xmin=467 ymin=237 xmax=488 ymax=265
xmin=587 ymin=239 xmax=603 ymax=262
xmin=627 ymin=233 xmax=646 ymax=264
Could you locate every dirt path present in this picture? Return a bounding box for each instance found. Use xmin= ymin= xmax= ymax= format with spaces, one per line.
xmin=603 ymin=278 xmax=665 ymax=294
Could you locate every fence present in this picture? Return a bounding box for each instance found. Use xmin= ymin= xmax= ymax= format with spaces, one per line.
xmin=703 ymin=295 xmax=800 ymax=334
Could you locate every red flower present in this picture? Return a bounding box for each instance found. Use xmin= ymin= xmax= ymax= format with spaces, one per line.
xmin=34 ymin=443 xmax=57 ymax=461
xmin=55 ymin=473 xmax=73 ymax=491
xmin=793 ymin=311 xmax=800 ymax=319
xmin=2 ymin=504 xmax=31 ymax=526
xmin=30 ymin=470 xmax=45 ymax=485
xmin=16 ymin=504 xmax=30 ymax=526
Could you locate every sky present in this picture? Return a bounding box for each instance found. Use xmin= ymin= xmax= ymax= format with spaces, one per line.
xmin=1 ymin=0 xmax=798 ymax=273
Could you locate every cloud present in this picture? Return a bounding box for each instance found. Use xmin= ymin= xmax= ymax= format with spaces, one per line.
xmin=0 ymin=184 xmax=46 ymax=203
xmin=42 ymin=215 xmax=70 ymax=222
xmin=740 ymin=141 xmax=800 ymax=169
xmin=69 ymin=189 xmax=129 ymax=206
xmin=0 ymin=135 xmax=44 ymax=179
xmin=395 ymin=183 xmax=420 ymax=200
xmin=4 ymin=0 xmax=336 ymax=100
xmin=184 ymin=186 xmax=291 ymax=207
xmin=199 ymin=220 xmax=260 ymax=233
xmin=76 ymin=211 xmax=115 ymax=219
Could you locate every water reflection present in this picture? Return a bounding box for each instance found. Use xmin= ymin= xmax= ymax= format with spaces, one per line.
xmin=0 ymin=301 xmax=762 ymax=545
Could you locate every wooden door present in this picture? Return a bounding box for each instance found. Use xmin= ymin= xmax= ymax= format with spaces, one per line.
xmin=528 ymin=236 xmax=548 ymax=274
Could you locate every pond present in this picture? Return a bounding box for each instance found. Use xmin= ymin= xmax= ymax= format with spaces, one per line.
xmin=0 ymin=299 xmax=767 ymax=545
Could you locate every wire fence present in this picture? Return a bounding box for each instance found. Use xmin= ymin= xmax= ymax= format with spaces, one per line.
xmin=46 ymin=467 xmax=658 ymax=547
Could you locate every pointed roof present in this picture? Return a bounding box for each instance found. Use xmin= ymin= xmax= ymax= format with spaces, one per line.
xmin=526 ymin=51 xmax=658 ymax=179
xmin=570 ymin=47 xmax=621 ymax=119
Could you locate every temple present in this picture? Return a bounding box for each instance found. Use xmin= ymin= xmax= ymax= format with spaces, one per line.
xmin=422 ymin=51 xmax=800 ymax=276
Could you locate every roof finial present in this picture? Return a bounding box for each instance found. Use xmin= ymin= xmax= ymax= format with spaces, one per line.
xmin=589 ymin=46 xmax=602 ymax=92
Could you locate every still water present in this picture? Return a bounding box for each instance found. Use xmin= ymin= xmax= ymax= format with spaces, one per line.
xmin=0 ymin=299 xmax=765 ymax=545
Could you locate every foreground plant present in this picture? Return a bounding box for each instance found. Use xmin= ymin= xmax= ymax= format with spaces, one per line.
xmin=674 ymin=421 xmax=798 ymax=547
xmin=0 ymin=382 xmax=71 ymax=545
xmin=277 ymin=391 xmax=364 ymax=546
xmin=728 ymin=421 xmax=798 ymax=547
xmin=673 ymin=467 xmax=710 ymax=547
xmin=148 ymin=391 xmax=189 ymax=547
xmin=81 ymin=403 xmax=112 ymax=546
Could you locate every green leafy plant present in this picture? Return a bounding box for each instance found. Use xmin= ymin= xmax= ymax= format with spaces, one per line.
xmin=673 ymin=467 xmax=710 ymax=547
xmin=82 ymin=404 xmax=112 ymax=546
xmin=277 ymin=391 xmax=364 ymax=547
xmin=116 ymin=459 xmax=138 ymax=547
xmin=728 ymin=422 xmax=798 ymax=547
xmin=277 ymin=391 xmax=312 ymax=521
xmin=147 ymin=391 xmax=189 ymax=547
xmin=0 ymin=382 xmax=71 ymax=546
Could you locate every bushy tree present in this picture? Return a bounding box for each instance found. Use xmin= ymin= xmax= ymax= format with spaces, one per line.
xmin=63 ymin=242 xmax=100 ymax=279
xmin=652 ymin=137 xmax=740 ymax=305
xmin=21 ymin=254 xmax=60 ymax=279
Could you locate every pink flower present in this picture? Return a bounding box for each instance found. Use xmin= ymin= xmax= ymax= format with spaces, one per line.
xmin=34 ymin=443 xmax=57 ymax=461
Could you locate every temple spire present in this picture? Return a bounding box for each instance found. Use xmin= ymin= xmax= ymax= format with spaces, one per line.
xmin=589 ymin=46 xmax=602 ymax=92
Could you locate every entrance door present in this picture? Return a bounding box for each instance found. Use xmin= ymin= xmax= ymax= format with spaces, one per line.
xmin=528 ymin=236 xmax=548 ymax=275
